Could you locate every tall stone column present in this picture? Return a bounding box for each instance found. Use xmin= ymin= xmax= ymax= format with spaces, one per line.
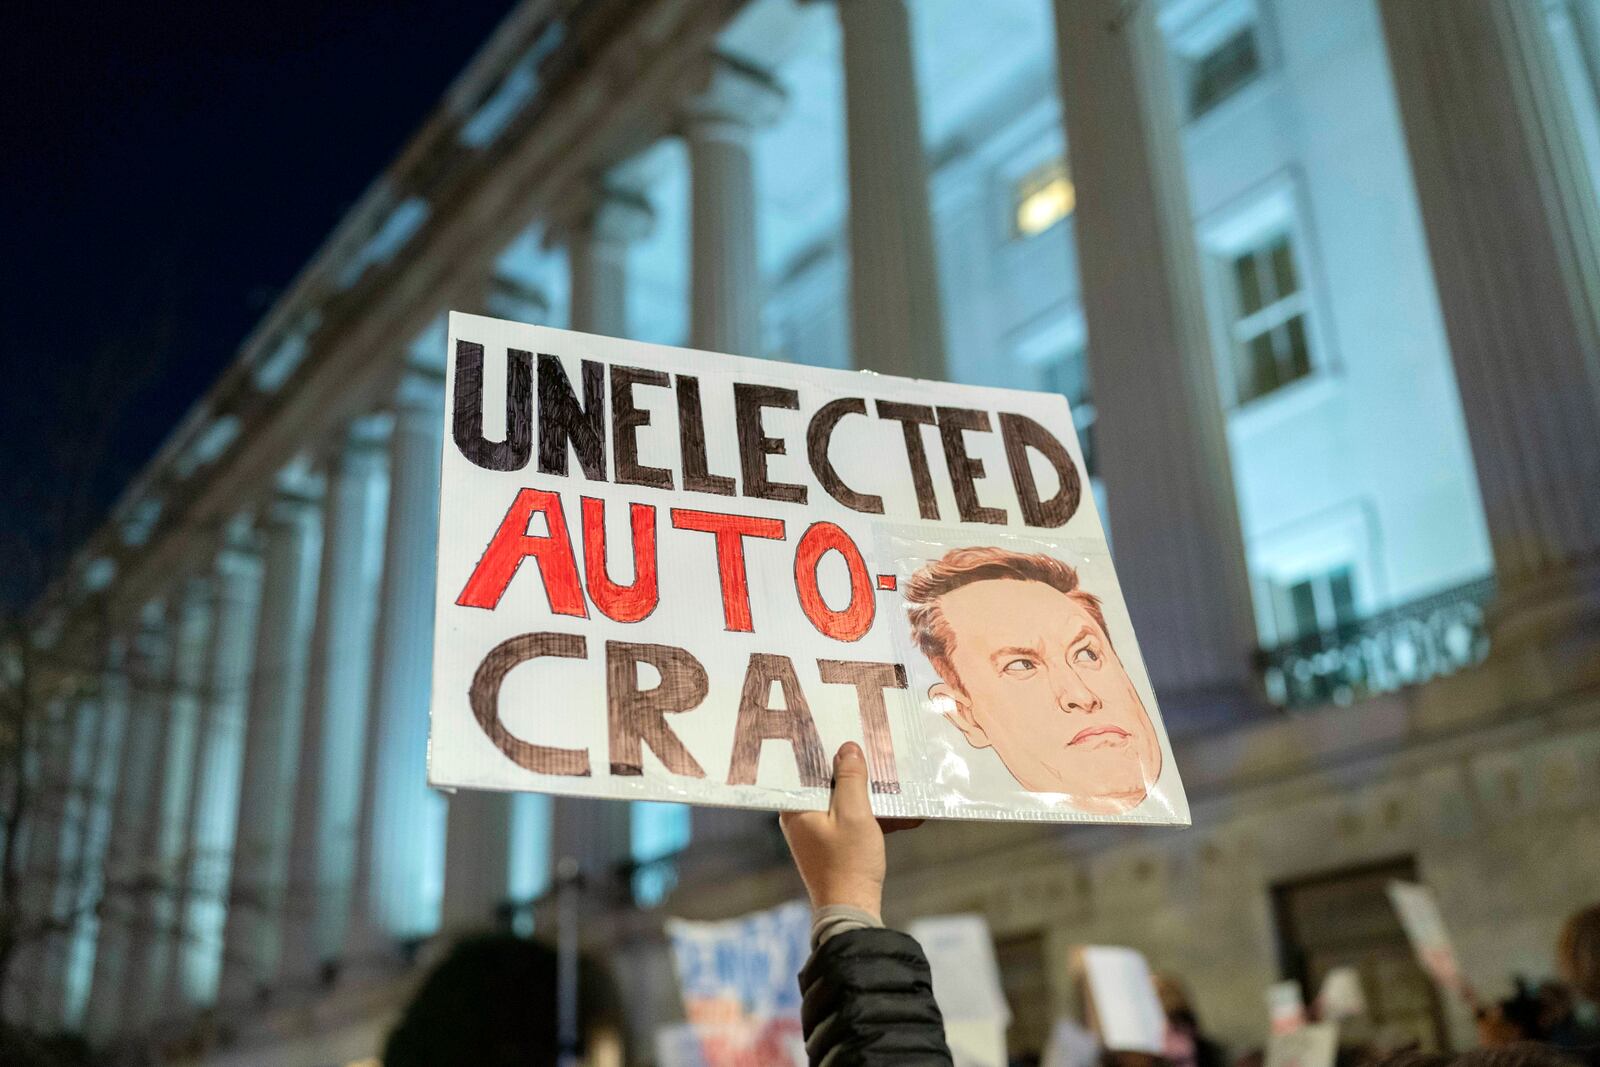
xmin=31 ymin=687 xmax=98 ymax=1030
xmin=7 ymin=695 xmax=70 ymax=1026
xmin=52 ymin=637 xmax=133 ymax=1032
xmin=86 ymin=602 xmax=171 ymax=1043
xmin=1050 ymin=0 xmax=1265 ymax=730
xmin=681 ymin=54 xmax=784 ymax=356
xmin=351 ymin=366 xmax=448 ymax=958
xmin=123 ymin=575 xmax=212 ymax=1030
xmin=281 ymin=419 xmax=389 ymax=983
xmin=560 ymin=184 xmax=654 ymax=336
xmin=833 ymin=0 xmax=947 ymax=380
xmin=1380 ymin=0 xmax=1600 ymax=659
xmin=552 ymin=798 xmax=631 ymax=898
xmin=439 ymin=790 xmax=516 ymax=936
xmin=174 ymin=523 xmax=264 ymax=1011
xmin=219 ymin=483 xmax=322 ymax=1004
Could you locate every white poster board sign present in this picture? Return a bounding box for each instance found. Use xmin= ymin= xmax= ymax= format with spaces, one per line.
xmin=1264 ymin=1022 xmax=1339 ymax=1067
xmin=909 ymin=915 xmax=1011 ymax=1067
xmin=1267 ymin=979 xmax=1307 ymax=1035
xmin=1042 ymin=1018 xmax=1102 ymax=1067
xmin=1316 ymin=967 xmax=1367 ymax=1022
xmin=428 ymin=314 xmax=1188 ymax=824
xmin=1076 ymin=945 xmax=1167 ymax=1054
xmin=1386 ymin=881 xmax=1462 ymax=989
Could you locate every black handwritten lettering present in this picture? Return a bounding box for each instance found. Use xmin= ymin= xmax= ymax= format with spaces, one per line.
xmin=806 ymin=398 xmax=884 ymax=514
xmin=676 ymin=374 xmax=736 ymax=496
xmin=936 ymin=407 xmax=1006 ymax=525
xmin=734 ymin=383 xmax=807 ymax=504
xmin=610 ymin=364 xmax=674 ymax=490
xmin=1000 ymin=412 xmax=1080 ymax=528
xmin=874 ymin=400 xmax=941 ymax=520
xmin=537 ymin=353 xmax=607 ymax=480
xmin=453 ymin=341 xmax=533 ymax=472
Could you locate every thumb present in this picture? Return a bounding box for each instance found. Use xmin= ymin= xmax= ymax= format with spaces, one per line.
xmin=829 ymin=742 xmax=872 ymax=822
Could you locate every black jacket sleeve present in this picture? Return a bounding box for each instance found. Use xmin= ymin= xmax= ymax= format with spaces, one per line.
xmin=798 ymin=926 xmax=954 ymax=1066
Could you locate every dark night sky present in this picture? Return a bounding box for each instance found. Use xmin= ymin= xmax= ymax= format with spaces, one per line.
xmin=0 ymin=2 xmax=516 ymax=607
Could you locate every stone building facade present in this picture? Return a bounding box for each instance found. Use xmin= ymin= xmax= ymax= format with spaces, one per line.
xmin=11 ymin=0 xmax=1600 ymax=1063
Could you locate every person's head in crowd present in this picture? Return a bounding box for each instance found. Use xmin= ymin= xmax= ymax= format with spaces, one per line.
xmin=382 ymin=933 xmax=621 ymax=1067
xmin=1559 ymin=904 xmax=1600 ymax=1004
xmin=905 ymin=546 xmax=1162 ymax=813
xmin=1369 ymin=1043 xmax=1583 ymax=1067
xmin=1476 ymin=978 xmax=1557 ymax=1046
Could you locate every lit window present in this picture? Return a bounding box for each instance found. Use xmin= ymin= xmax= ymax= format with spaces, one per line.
xmin=1273 ymin=565 xmax=1358 ymax=643
xmin=1228 ymin=232 xmax=1312 ymax=403
xmin=1013 ymin=159 xmax=1075 ymax=238
xmin=1189 ymin=25 xmax=1262 ymax=118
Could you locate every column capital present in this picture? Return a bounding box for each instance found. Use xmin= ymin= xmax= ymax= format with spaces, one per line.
xmin=485 ymin=271 xmax=552 ymax=323
xmin=678 ymin=53 xmax=785 ymax=138
xmin=546 ymin=182 xmax=655 ymax=250
xmin=212 ymin=513 xmax=263 ymax=572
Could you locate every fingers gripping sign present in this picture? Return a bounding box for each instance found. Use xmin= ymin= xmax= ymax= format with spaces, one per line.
xmin=779 ymin=743 xmax=923 ymax=919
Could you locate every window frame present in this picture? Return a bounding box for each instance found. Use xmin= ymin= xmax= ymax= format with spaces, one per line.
xmin=1246 ymin=498 xmax=1385 ymax=649
xmin=1198 ymin=170 xmax=1339 ymax=413
xmin=1163 ymin=0 xmax=1275 ymax=127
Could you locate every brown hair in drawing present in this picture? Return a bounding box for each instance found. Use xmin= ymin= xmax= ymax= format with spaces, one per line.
xmin=904 ymin=546 xmax=1161 ymax=814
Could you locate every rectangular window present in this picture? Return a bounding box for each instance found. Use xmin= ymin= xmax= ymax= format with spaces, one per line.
xmin=1229 ymin=232 xmax=1313 ymax=403
xmin=1274 ymin=564 xmax=1358 ymax=643
xmin=1272 ymin=860 xmax=1448 ymax=1052
xmin=1189 ymin=24 xmax=1262 ymax=118
xmin=1013 ymin=158 xmax=1075 ymax=239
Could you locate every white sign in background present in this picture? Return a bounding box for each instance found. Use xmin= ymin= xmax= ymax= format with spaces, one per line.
xmin=428 ymin=314 xmax=1189 ymax=825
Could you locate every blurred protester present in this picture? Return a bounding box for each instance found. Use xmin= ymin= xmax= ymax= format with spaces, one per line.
xmin=1551 ymin=904 xmax=1600 ymax=1066
xmin=1154 ymin=972 xmax=1226 ymax=1067
xmin=1560 ymin=906 xmax=1600 ymax=1008
xmin=781 ymin=741 xmax=952 ymax=1065
xmin=1370 ymin=1042 xmax=1582 ymax=1067
xmin=1471 ymin=977 xmax=1598 ymax=1067
xmin=382 ymin=932 xmax=621 ymax=1067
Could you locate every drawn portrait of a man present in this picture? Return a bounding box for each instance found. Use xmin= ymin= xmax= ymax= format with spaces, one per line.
xmin=905 ymin=546 xmax=1162 ymax=814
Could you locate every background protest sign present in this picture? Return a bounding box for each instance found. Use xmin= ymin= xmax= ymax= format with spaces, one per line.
xmin=1386 ymin=881 xmax=1462 ymax=990
xmin=428 ymin=313 xmax=1188 ymax=824
xmin=1315 ymin=967 xmax=1368 ymax=1022
xmin=1074 ymin=945 xmax=1168 ymax=1054
xmin=1264 ymin=1022 xmax=1339 ymax=1067
xmin=1267 ymin=979 xmax=1308 ymax=1035
xmin=663 ymin=900 xmax=809 ymax=1067
xmin=908 ymin=914 xmax=1012 ymax=1067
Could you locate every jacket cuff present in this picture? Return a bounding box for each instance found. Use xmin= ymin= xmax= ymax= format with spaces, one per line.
xmin=811 ymin=904 xmax=884 ymax=949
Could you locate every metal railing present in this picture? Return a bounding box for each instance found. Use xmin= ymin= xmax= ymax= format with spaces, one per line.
xmin=1258 ymin=576 xmax=1495 ymax=710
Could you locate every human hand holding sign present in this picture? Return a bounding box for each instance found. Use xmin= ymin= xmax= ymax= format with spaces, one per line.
xmin=780 ymin=742 xmax=923 ymax=917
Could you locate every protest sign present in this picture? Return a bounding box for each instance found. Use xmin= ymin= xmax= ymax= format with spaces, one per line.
xmin=1386 ymin=881 xmax=1462 ymax=990
xmin=1264 ymin=1021 xmax=1339 ymax=1067
xmin=1042 ymin=1017 xmax=1101 ymax=1067
xmin=1267 ymin=979 xmax=1308 ymax=1035
xmin=1075 ymin=945 xmax=1167 ymax=1054
xmin=428 ymin=313 xmax=1188 ymax=824
xmin=908 ymin=915 xmax=1010 ymax=1067
xmin=664 ymin=900 xmax=809 ymax=1067
xmin=1315 ymin=967 xmax=1367 ymax=1022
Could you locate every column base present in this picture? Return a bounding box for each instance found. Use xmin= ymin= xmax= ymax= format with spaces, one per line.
xmin=1488 ymin=558 xmax=1600 ymax=700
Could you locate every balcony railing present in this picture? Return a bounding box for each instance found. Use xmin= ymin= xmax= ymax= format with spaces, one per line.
xmin=1259 ymin=576 xmax=1495 ymax=710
